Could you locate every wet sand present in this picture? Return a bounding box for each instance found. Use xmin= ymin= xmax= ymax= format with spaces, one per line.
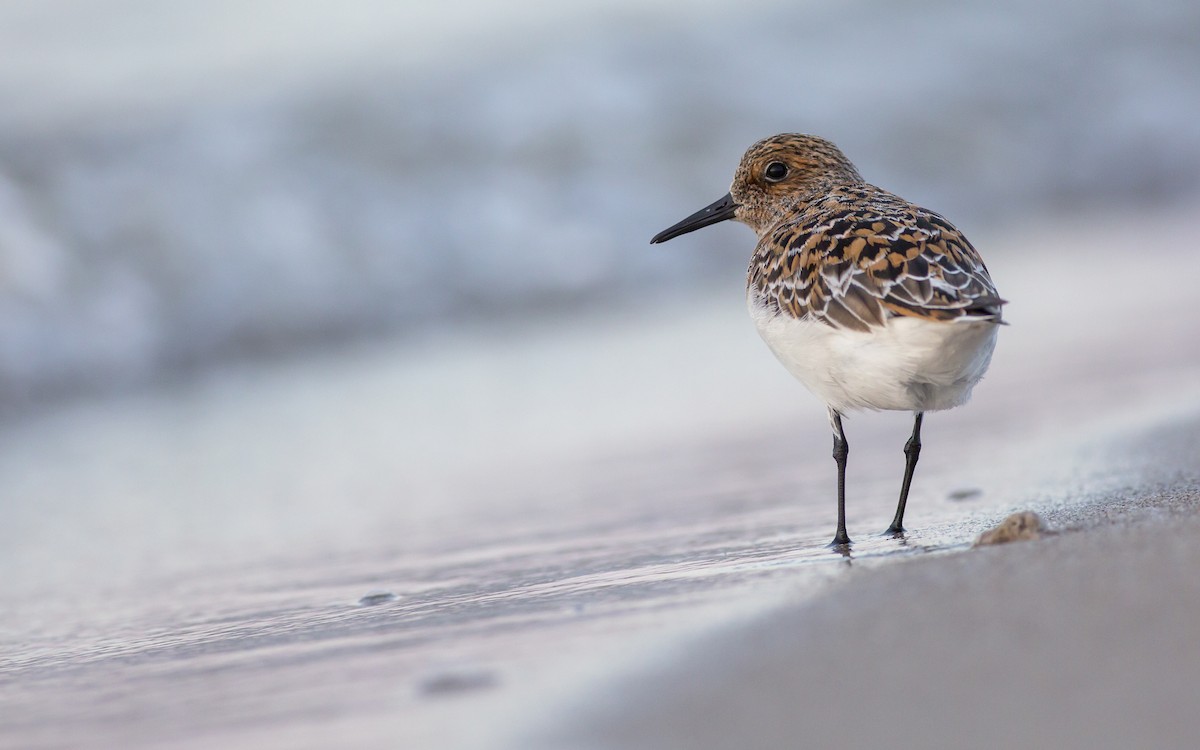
xmin=2 ymin=210 xmax=1199 ymax=749
xmin=523 ymin=211 xmax=1200 ymax=750
xmin=532 ymin=414 xmax=1200 ymax=750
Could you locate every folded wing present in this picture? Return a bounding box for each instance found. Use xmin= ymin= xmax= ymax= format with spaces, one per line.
xmin=757 ymin=203 xmax=1005 ymax=332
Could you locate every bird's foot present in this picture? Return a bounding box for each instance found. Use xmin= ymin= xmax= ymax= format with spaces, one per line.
xmin=883 ymin=524 xmax=905 ymax=539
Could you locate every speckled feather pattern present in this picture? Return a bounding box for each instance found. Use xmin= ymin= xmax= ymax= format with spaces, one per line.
xmin=738 ymin=136 xmax=1004 ymax=332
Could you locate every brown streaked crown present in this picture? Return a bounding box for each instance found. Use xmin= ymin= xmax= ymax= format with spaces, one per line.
xmin=730 ymin=134 xmax=865 ymax=233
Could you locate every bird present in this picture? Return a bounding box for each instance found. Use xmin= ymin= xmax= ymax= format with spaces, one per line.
xmin=651 ymin=133 xmax=1004 ymax=547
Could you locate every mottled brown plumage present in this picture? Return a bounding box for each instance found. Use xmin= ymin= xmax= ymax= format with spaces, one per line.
xmin=736 ymin=134 xmax=1004 ymax=332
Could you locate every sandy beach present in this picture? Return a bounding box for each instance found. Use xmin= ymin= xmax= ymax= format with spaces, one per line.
xmin=0 ymin=209 xmax=1197 ymax=749
xmin=518 ymin=211 xmax=1200 ymax=749
xmin=532 ymin=415 xmax=1200 ymax=750
xmin=522 ymin=212 xmax=1200 ymax=750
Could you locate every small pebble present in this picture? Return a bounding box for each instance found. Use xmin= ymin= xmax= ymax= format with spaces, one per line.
xmin=418 ymin=669 xmax=498 ymax=697
xmin=357 ymin=590 xmax=398 ymax=606
xmin=974 ymin=511 xmax=1044 ymax=546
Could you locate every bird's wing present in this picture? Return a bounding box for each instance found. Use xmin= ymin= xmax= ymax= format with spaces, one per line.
xmin=754 ymin=205 xmax=1004 ymax=332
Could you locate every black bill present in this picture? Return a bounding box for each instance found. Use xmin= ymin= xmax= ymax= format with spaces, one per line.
xmin=650 ymin=192 xmax=739 ymax=244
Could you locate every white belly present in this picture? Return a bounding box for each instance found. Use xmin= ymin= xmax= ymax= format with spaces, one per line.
xmin=749 ymin=299 xmax=999 ymax=413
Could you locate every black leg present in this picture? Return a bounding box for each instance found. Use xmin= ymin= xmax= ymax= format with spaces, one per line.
xmin=829 ymin=409 xmax=851 ymax=547
xmin=886 ymin=412 xmax=923 ymax=536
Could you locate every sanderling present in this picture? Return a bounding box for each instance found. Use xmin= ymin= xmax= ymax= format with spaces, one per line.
xmin=652 ymin=133 xmax=1004 ymax=547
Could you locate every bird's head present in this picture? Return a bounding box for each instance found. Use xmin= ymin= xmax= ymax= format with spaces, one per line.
xmin=651 ymin=133 xmax=864 ymax=243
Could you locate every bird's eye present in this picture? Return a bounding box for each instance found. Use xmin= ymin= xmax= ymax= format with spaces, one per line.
xmin=764 ymin=161 xmax=789 ymax=182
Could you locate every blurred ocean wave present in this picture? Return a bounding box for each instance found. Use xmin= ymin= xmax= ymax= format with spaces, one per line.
xmin=0 ymin=0 xmax=1197 ymax=406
